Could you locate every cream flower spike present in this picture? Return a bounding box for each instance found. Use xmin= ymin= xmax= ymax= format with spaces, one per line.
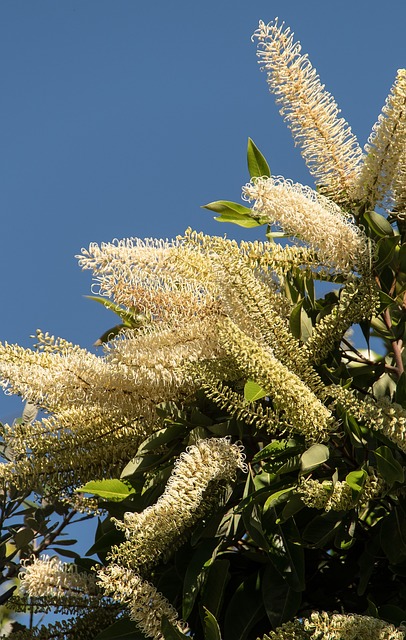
xmin=242 ymin=176 xmax=369 ymax=273
xmin=353 ymin=68 xmax=406 ymax=209
xmin=393 ymin=146 xmax=406 ymax=216
xmin=253 ymin=19 xmax=363 ymax=205
xmin=20 ymin=556 xmax=98 ymax=600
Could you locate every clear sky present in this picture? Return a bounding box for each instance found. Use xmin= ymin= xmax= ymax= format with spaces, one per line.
xmin=0 ymin=0 xmax=405 ymax=422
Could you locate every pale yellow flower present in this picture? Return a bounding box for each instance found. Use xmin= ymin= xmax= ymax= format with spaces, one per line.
xmin=109 ymin=438 xmax=246 ymax=572
xmin=97 ymin=565 xmax=188 ymax=640
xmin=243 ymin=176 xmax=369 ymax=273
xmin=252 ymin=19 xmax=363 ymax=204
xmin=20 ymin=556 xmax=98 ymax=601
xmin=353 ymin=69 xmax=406 ymax=209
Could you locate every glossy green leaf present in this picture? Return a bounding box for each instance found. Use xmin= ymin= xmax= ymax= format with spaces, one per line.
xmin=375 ymin=446 xmax=404 ymax=485
xmin=75 ymin=479 xmax=135 ymax=501
xmin=51 ymin=547 xmax=80 ymax=559
xmin=215 ymin=212 xmax=264 ymax=228
xmin=380 ymin=508 xmax=406 ymax=564
xmin=86 ymin=527 xmax=124 ymax=557
xmin=224 ymin=572 xmax=265 ymax=640
xmin=120 ymin=453 xmax=162 ymax=478
xmin=201 ymin=559 xmax=230 ymax=620
xmin=137 ymin=424 xmax=187 ymax=453
xmin=252 ymin=440 xmax=302 ymax=463
xmin=182 ymin=538 xmax=219 ymax=619
xmin=395 ymin=372 xmax=406 ymax=409
xmin=289 ymin=299 xmax=312 ymax=342
xmin=93 ymin=618 xmax=144 ymax=640
xmin=242 ymin=503 xmax=271 ymax=551
xmin=13 ymin=528 xmax=35 ymax=549
xmin=262 ymin=562 xmax=301 ymax=629
xmin=302 ymin=513 xmax=343 ymax=547
xmin=272 ymin=520 xmax=305 ymax=591
xmin=263 ymin=487 xmax=294 ymax=511
xmin=202 ymin=200 xmax=265 ymax=228
xmin=399 ymin=243 xmax=406 ymax=273
xmin=86 ymin=295 xmax=146 ymax=326
xmin=247 ymin=138 xmax=271 ymax=178
xmin=300 ymin=444 xmax=329 ymax=472
xmin=357 ymin=536 xmax=381 ymax=596
xmin=244 ymin=380 xmax=268 ymax=402
xmin=94 ymin=324 xmax=127 ymax=346
xmin=202 ymin=200 xmax=252 ymax=216
xmin=264 ymin=455 xmax=301 ymax=476
xmin=375 ymin=235 xmax=400 ymax=269
xmin=202 ymin=607 xmax=222 ymax=640
xmin=345 ymin=469 xmax=367 ymax=495
xmin=363 ymin=210 xmax=394 ymax=237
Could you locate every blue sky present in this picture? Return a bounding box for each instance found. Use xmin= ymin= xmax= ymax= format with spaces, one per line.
xmin=0 ymin=0 xmax=405 ymax=422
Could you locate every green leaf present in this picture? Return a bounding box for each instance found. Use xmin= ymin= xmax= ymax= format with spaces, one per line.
xmin=182 ymin=538 xmax=219 ymax=619
xmin=375 ymin=235 xmax=400 ymax=269
xmin=395 ymin=372 xmax=406 ymax=409
xmin=202 ymin=200 xmax=252 ymax=215
xmin=242 ymin=503 xmax=271 ymax=551
xmin=300 ymin=444 xmax=329 ymax=473
xmin=380 ymin=508 xmax=406 ymax=563
xmin=263 ymin=487 xmax=294 ymax=511
xmin=345 ymin=469 xmax=367 ymax=495
xmin=85 ymin=296 xmax=146 ymax=327
xmin=120 ymin=453 xmax=162 ymax=478
xmin=399 ymin=243 xmax=406 ymax=273
xmin=289 ymin=299 xmax=312 ymax=342
xmin=93 ymin=618 xmax=144 ymax=640
xmin=247 ymin=138 xmax=271 ymax=179
xmin=378 ymin=290 xmax=395 ymax=313
xmin=75 ymin=479 xmax=135 ymax=501
xmin=302 ymin=512 xmax=343 ymax=547
xmin=262 ymin=562 xmax=301 ymax=629
xmin=51 ymin=548 xmax=80 ymax=559
xmin=224 ymin=572 xmax=265 ymax=640
xmin=375 ymin=446 xmax=404 ymax=485
xmin=244 ymin=380 xmax=267 ymax=402
xmin=202 ymin=607 xmax=222 ymax=640
xmin=94 ymin=324 xmax=127 ymax=346
xmin=363 ymin=210 xmax=394 ymax=237
xmin=378 ymin=604 xmax=406 ymax=627
xmin=161 ymin=617 xmax=190 ymax=640
xmin=357 ymin=536 xmax=381 ymax=596
xmin=137 ymin=424 xmax=187 ymax=453
xmin=252 ymin=440 xmax=302 ymax=464
xmin=13 ymin=528 xmax=35 ymax=549
xmin=86 ymin=527 xmax=124 ymax=557
xmin=202 ymin=201 xmax=265 ymax=228
xmin=271 ymin=520 xmax=305 ymax=592
xmin=201 ymin=559 xmax=230 ymax=620
xmin=215 ymin=212 xmax=264 ymax=228
xmin=264 ymin=455 xmax=301 ymax=476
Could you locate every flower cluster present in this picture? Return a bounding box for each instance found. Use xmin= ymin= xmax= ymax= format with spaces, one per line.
xmin=353 ymin=68 xmax=406 ymax=209
xmin=252 ymin=19 xmax=363 ymax=204
xmin=19 ymin=556 xmax=98 ymax=601
xmin=259 ymin=613 xmax=404 ymax=640
xmin=297 ymin=474 xmax=384 ymax=512
xmin=303 ymin=611 xmax=404 ymax=639
xmin=218 ymin=318 xmax=334 ymax=441
xmin=97 ymin=565 xmax=188 ymax=640
xmin=108 ymin=438 xmax=246 ymax=573
xmin=243 ymin=176 xmax=369 ymax=273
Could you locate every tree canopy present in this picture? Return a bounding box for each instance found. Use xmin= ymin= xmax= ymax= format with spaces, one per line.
xmin=1 ymin=17 xmax=406 ymax=640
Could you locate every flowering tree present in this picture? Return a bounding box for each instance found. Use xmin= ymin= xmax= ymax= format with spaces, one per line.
xmin=1 ymin=18 xmax=406 ymax=640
